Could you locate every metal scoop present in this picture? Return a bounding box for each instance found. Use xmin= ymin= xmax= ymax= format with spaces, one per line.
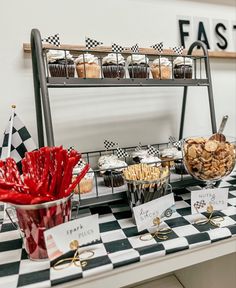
xmin=209 ymin=115 xmax=228 ymax=141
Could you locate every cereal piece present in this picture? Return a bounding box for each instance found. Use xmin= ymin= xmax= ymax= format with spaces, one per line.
xmin=204 ymin=140 xmax=218 ymax=152
xmin=188 ymin=146 xmax=197 ymax=158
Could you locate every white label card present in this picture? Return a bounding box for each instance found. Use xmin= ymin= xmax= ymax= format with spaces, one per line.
xmin=133 ymin=193 xmax=175 ymax=232
xmin=191 ymin=188 xmax=228 ymax=214
xmin=44 ymin=214 xmax=100 ymax=261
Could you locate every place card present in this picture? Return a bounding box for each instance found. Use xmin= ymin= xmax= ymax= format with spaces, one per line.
xmin=133 ymin=193 xmax=175 ymax=232
xmin=44 ymin=214 xmax=100 ymax=260
xmin=191 ymin=188 xmax=228 ymax=214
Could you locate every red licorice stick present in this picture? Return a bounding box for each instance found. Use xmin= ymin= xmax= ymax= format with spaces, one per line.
xmin=0 ymin=189 xmax=34 ymax=205
xmin=6 ymin=158 xmax=23 ymax=185
xmin=64 ymin=163 xmax=89 ymax=197
xmin=59 ymin=157 xmax=75 ymax=198
xmin=30 ymin=195 xmax=56 ymax=204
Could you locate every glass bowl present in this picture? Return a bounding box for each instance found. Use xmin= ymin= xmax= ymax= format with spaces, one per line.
xmin=182 ymin=135 xmax=236 ymax=187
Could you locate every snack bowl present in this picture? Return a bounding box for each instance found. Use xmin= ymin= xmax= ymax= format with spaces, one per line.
xmin=182 ymin=135 xmax=236 ymax=187
xmin=122 ymin=164 xmax=170 ymax=209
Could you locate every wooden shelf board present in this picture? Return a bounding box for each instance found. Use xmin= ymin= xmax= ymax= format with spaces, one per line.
xmin=23 ymin=43 xmax=236 ymax=59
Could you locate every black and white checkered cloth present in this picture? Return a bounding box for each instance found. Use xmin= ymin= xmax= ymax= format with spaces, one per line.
xmin=86 ymin=37 xmax=103 ymax=49
xmin=172 ymin=46 xmax=184 ymax=55
xmin=42 ymin=34 xmax=60 ymax=47
xmin=0 ymin=113 xmax=37 ymax=169
xmin=150 ymin=42 xmax=163 ymax=53
xmin=147 ymin=145 xmax=159 ymax=156
xmin=1 ymin=172 xmax=236 ymax=287
xmin=104 ymin=139 xmax=118 ymax=150
xmin=112 ymin=43 xmax=124 ymax=53
xmin=116 ymin=147 xmax=130 ymax=158
xmin=131 ymin=44 xmax=139 ymax=53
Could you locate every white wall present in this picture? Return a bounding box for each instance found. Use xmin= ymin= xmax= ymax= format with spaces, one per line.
xmin=0 ymin=0 xmax=235 ymax=152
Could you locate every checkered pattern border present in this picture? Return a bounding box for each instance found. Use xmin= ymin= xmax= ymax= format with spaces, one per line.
xmin=0 ymin=173 xmax=236 ymax=287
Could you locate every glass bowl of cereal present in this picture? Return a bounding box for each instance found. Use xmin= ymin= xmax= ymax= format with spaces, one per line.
xmin=182 ymin=135 xmax=236 ymax=188
xmin=122 ymin=163 xmax=170 ymax=209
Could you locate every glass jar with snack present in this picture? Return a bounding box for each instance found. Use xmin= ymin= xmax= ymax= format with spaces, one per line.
xmin=182 ymin=135 xmax=236 ymax=188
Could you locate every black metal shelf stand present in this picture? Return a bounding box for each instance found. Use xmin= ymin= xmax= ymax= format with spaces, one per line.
xmin=30 ymin=28 xmax=217 ymax=206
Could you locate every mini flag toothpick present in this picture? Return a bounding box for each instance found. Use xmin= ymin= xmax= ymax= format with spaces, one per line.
xmin=104 ymin=139 xmax=118 ymax=150
xmin=147 ymin=145 xmax=159 ymax=156
xmin=171 ymin=46 xmax=184 ymax=55
xmin=112 ymin=43 xmax=124 ymax=53
xmin=131 ymin=44 xmax=139 ymax=53
xmin=42 ymin=34 xmax=60 ymax=47
xmin=116 ymin=147 xmax=130 ymax=158
xmin=86 ymin=37 xmax=103 ymax=49
xmin=151 ymin=42 xmax=163 ymax=53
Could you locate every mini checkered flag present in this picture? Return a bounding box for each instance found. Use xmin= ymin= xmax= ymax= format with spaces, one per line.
xmin=104 ymin=139 xmax=118 ymax=150
xmin=116 ymin=147 xmax=130 ymax=158
xmin=172 ymin=46 xmax=184 ymax=55
xmin=42 ymin=33 xmax=60 ymax=47
xmin=112 ymin=43 xmax=124 ymax=53
xmin=86 ymin=37 xmax=103 ymax=49
xmin=169 ymin=136 xmax=182 ymax=150
xmin=151 ymin=42 xmax=163 ymax=53
xmin=0 ymin=109 xmax=37 ymax=171
xmin=147 ymin=145 xmax=159 ymax=156
xmin=131 ymin=44 xmax=139 ymax=53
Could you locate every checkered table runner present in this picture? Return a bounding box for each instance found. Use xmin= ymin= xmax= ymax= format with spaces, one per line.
xmin=0 ymin=173 xmax=236 ymax=288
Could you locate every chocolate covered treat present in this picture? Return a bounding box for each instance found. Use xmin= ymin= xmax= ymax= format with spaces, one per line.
xmin=47 ymin=50 xmax=75 ymax=77
xmin=173 ymin=57 xmax=192 ymax=79
xmin=102 ymin=53 xmax=125 ymax=78
xmin=127 ymin=55 xmax=150 ymax=78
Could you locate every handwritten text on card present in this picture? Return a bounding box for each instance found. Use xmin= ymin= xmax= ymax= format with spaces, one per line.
xmin=191 ymin=188 xmax=228 ymax=214
xmin=133 ymin=193 xmax=175 ymax=232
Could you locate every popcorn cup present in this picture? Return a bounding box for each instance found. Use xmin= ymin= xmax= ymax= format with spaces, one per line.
xmin=6 ymin=195 xmax=72 ymax=261
xmin=124 ymin=175 xmax=170 ymax=209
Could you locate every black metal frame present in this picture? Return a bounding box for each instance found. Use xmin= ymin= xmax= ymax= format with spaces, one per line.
xmin=30 ymin=28 xmax=218 ymax=206
xmin=30 ymin=28 xmax=217 ymax=148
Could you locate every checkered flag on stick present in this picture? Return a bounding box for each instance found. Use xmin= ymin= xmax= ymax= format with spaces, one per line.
xmin=0 ymin=106 xmax=37 ymax=172
xmin=86 ymin=37 xmax=103 ymax=49
xmin=169 ymin=136 xmax=182 ymax=150
xmin=116 ymin=147 xmax=130 ymax=158
xmin=104 ymin=139 xmax=118 ymax=150
xmin=112 ymin=43 xmax=124 ymax=53
xmin=42 ymin=33 xmax=60 ymax=47
xmin=151 ymin=42 xmax=163 ymax=53
xmin=147 ymin=145 xmax=159 ymax=156
xmin=131 ymin=44 xmax=139 ymax=53
xmin=172 ymin=46 xmax=184 ymax=55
